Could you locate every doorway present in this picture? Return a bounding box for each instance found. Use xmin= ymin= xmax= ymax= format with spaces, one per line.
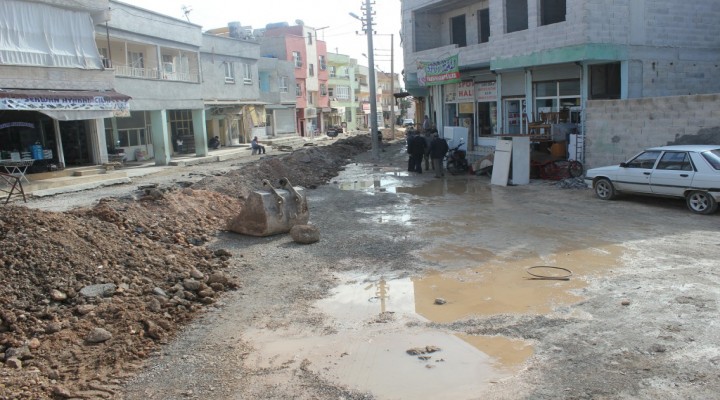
xmin=503 ymin=98 xmax=524 ymax=134
xmin=59 ymin=120 xmax=91 ymax=166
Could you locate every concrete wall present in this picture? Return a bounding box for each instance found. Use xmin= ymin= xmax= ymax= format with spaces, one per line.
xmin=200 ymin=34 xmax=260 ymax=101
xmin=585 ymin=93 xmax=720 ymax=168
xmin=108 ymin=1 xmax=202 ymax=47
xmin=0 ymin=65 xmax=115 ymax=90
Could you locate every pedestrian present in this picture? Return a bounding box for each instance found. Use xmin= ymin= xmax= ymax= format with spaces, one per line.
xmin=251 ymin=136 xmax=266 ymax=155
xmin=429 ymin=132 xmax=449 ymax=178
xmin=423 ymin=130 xmax=433 ymax=171
xmin=407 ymin=130 xmax=427 ymax=173
xmin=422 ymin=115 xmax=430 ymax=132
xmin=208 ymin=136 xmax=220 ymax=150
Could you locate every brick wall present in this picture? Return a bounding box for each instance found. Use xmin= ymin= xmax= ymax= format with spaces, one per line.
xmin=585 ymin=94 xmax=720 ymax=168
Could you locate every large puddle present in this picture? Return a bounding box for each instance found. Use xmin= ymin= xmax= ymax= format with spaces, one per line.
xmin=243 ymin=164 xmax=625 ymax=399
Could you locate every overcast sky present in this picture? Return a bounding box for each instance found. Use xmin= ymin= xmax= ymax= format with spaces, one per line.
xmin=117 ymin=0 xmax=404 ymax=79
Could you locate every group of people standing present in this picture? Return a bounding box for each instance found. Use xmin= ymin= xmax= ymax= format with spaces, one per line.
xmin=406 ymin=115 xmax=449 ymax=178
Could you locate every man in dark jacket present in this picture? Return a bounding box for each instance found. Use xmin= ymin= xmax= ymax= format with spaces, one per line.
xmin=429 ymin=132 xmax=449 ymax=178
xmin=406 ymin=131 xmax=427 ymax=173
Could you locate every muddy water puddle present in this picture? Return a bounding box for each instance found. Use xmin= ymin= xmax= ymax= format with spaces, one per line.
xmin=244 ymin=165 xmax=626 ymax=398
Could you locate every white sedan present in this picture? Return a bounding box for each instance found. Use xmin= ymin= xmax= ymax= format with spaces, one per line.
xmin=584 ymin=145 xmax=720 ymax=214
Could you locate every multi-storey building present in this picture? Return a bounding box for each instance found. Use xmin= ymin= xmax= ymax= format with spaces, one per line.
xmin=402 ymin=0 xmax=720 ymax=156
xmin=377 ymin=72 xmax=402 ymax=127
xmin=258 ymin=57 xmax=298 ymax=137
xmin=260 ymin=23 xmax=329 ymax=136
xmin=326 ymin=53 xmax=358 ymax=132
xmin=354 ymin=65 xmax=371 ymax=130
xmin=99 ymin=1 xmax=205 ymax=164
xmin=201 ymin=24 xmax=267 ymax=146
xmin=0 ymin=0 xmax=129 ymax=170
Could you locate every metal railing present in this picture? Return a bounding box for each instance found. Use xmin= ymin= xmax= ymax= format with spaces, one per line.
xmin=114 ymin=65 xmax=198 ymax=83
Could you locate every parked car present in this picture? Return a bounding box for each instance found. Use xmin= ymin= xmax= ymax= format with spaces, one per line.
xmin=402 ymin=118 xmax=415 ymax=128
xmin=584 ymin=145 xmax=720 ymax=214
xmin=326 ymin=126 xmax=342 ymax=137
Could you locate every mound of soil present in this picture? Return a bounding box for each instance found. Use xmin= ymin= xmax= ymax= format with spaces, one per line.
xmin=0 ymin=136 xmax=371 ymax=399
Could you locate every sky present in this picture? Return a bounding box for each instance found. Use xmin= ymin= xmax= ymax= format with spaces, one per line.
xmin=118 ymin=0 xmax=404 ymax=81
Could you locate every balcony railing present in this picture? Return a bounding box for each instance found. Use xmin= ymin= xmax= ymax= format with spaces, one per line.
xmin=114 ymin=65 xmax=199 ymax=83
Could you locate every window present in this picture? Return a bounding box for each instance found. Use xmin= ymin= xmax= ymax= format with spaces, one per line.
xmin=656 ymin=152 xmax=693 ymax=171
xmin=329 ymin=66 xmax=336 ymax=77
xmin=224 ymin=62 xmax=235 ymax=83
xmin=451 ymin=14 xmax=467 ymax=47
xmin=344 ymin=67 xmax=350 ymax=78
xmin=534 ymin=80 xmax=580 ymax=121
xmin=477 ymin=8 xmax=490 ymax=43
xmin=296 ymin=83 xmax=302 ymax=97
xmin=625 ymin=151 xmax=661 ymax=169
xmin=309 ymin=63 xmax=314 ymax=77
xmin=320 ymin=84 xmax=327 ymax=96
xmin=589 ymin=63 xmax=621 ymax=100
xmin=117 ymin=128 xmax=146 ymax=147
xmin=243 ymin=63 xmax=252 ymax=84
xmin=129 ymin=51 xmax=144 ymax=68
xmin=335 ymin=86 xmax=350 ymax=100
xmin=506 ymin=0 xmax=528 ymax=33
xmin=701 ymin=150 xmax=720 ymax=170
xmin=319 ymin=55 xmax=326 ymax=70
xmin=307 ymin=32 xmax=313 ymax=44
xmin=307 ymin=91 xmax=314 ymax=105
xmin=279 ymin=76 xmax=289 ymax=93
xmin=169 ymin=110 xmax=194 ymax=145
xmin=293 ymin=51 xmax=302 ymax=68
xmin=328 ymin=87 xmax=334 ymax=97
xmin=540 ymin=0 xmax=566 ymax=26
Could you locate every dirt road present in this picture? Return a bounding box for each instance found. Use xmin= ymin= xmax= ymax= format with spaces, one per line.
xmin=119 ymin=142 xmax=720 ymax=399
xmin=4 ymin=136 xmax=719 ymax=399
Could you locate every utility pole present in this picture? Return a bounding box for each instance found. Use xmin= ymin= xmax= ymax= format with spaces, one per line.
xmin=389 ymin=34 xmax=395 ymax=141
xmin=352 ymin=1 xmax=379 ymax=158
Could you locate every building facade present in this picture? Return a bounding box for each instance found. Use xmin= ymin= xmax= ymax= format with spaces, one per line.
xmin=401 ymin=0 xmax=720 ymax=160
xmin=258 ymin=57 xmax=298 ymax=137
xmin=0 ymin=0 xmax=130 ymax=170
xmin=326 ymin=53 xmax=358 ymax=132
xmin=377 ymin=71 xmax=402 ymax=127
xmin=260 ymin=23 xmax=330 ymax=136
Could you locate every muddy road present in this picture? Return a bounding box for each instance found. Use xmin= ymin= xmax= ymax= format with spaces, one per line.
xmin=116 ymin=142 xmax=720 ymax=399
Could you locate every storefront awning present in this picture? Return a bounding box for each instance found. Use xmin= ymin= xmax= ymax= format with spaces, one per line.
xmin=0 ymin=89 xmax=131 ymax=119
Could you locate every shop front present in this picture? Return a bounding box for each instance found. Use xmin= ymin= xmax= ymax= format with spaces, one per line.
xmin=0 ymin=89 xmax=130 ymax=172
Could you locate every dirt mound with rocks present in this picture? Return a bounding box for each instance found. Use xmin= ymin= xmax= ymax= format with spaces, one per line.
xmin=0 ymin=136 xmax=371 ymax=399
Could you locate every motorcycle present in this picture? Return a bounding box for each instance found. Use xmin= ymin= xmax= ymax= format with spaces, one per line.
xmin=445 ymin=141 xmax=469 ymax=175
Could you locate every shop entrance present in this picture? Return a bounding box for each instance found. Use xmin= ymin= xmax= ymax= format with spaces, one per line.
xmin=59 ymin=120 xmax=91 ymax=166
xmin=503 ymin=98 xmax=524 ymax=134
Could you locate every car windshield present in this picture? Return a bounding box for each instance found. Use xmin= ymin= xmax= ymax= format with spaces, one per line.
xmin=701 ymin=149 xmax=720 ymax=170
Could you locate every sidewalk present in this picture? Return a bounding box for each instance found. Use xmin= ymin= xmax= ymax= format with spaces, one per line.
xmin=18 ymin=135 xmax=340 ymax=198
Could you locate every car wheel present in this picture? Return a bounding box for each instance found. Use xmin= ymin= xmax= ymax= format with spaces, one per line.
xmin=594 ymin=178 xmax=616 ymax=200
xmin=686 ymin=191 xmax=718 ymax=214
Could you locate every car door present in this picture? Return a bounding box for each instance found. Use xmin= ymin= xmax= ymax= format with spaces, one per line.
xmin=614 ymin=151 xmax=660 ymax=193
xmin=649 ymin=151 xmax=695 ymax=196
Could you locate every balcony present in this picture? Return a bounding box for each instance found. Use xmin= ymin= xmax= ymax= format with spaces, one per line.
xmin=114 ymin=64 xmax=199 ymax=83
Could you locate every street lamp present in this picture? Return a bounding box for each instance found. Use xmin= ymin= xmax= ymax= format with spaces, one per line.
xmin=349 ymin=2 xmax=379 ymax=158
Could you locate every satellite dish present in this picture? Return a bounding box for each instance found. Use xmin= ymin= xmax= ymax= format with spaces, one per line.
xmin=295 ymin=19 xmax=304 ymax=26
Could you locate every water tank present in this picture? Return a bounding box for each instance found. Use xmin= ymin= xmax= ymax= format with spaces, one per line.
xmin=228 ymin=21 xmax=242 ymax=38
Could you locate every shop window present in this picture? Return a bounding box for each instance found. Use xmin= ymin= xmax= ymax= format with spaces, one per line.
xmin=540 ymin=0 xmax=566 ymax=26
xmin=451 ymin=14 xmax=467 ymax=47
xmin=477 ymin=8 xmax=490 ymax=43
xmin=589 ymin=63 xmax=621 ymax=100
xmin=506 ymin=0 xmax=528 ymax=33
xmin=534 ymin=80 xmax=580 ymax=122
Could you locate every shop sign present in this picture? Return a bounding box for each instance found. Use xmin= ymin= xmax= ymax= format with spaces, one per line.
xmin=362 ymin=102 xmax=370 ymax=114
xmin=0 ymin=122 xmax=34 ymax=130
xmin=0 ymin=96 xmax=130 ymax=117
xmin=444 ymin=83 xmax=457 ymax=103
xmin=456 ymin=81 xmax=474 ymax=102
xmin=417 ymin=55 xmax=460 ymax=87
xmin=475 ymin=81 xmax=497 ymax=102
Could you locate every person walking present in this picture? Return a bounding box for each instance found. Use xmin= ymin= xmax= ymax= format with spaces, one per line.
xmin=407 ymin=130 xmax=427 ymax=173
xmin=422 ymin=130 xmax=433 ymax=171
xmin=422 ymin=115 xmax=430 ymax=132
xmin=429 ymin=132 xmax=449 ymax=178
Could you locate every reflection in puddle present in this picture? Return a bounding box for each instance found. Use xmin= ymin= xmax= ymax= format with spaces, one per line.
xmin=456 ymin=334 xmax=534 ymax=371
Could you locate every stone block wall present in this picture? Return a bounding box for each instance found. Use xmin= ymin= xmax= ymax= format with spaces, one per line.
xmin=585 ymin=94 xmax=720 ymax=168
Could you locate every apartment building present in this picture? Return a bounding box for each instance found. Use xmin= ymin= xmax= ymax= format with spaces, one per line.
xmin=326 ymin=53 xmax=358 ymax=132
xmin=377 ymin=72 xmax=402 ymax=127
xmin=0 ymin=0 xmax=129 ymax=170
xmin=201 ymin=26 xmax=266 ymax=147
xmin=259 ymin=23 xmax=330 ymax=136
xmin=402 ymin=0 xmax=720 ymax=157
xmin=258 ymin=57 xmax=298 ymax=137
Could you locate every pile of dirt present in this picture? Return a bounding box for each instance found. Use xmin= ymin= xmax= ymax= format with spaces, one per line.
xmin=0 ymin=136 xmax=371 ymax=399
